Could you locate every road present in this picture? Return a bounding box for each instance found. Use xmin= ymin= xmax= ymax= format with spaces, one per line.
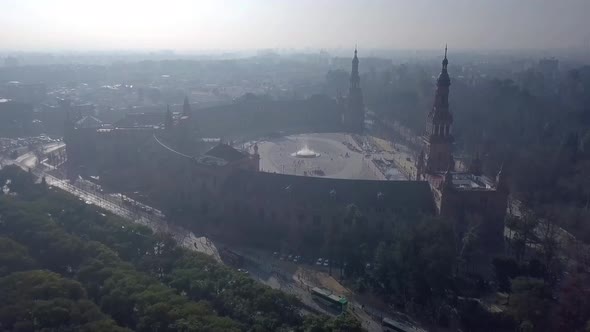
xmin=45 ymin=173 xmax=222 ymax=262
xmin=229 ymin=246 xmax=424 ymax=332
xmin=2 ymin=147 xmax=222 ymax=262
xmin=507 ymin=198 xmax=590 ymax=270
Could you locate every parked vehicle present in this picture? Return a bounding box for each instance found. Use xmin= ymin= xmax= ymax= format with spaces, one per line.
xmin=311 ymin=287 xmax=347 ymax=313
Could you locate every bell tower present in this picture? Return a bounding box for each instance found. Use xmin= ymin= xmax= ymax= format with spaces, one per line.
xmin=423 ymin=46 xmax=454 ymax=173
xmin=343 ymin=47 xmax=365 ymax=133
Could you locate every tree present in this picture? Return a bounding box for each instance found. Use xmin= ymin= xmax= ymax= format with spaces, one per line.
xmin=574 ymin=160 xmax=590 ymax=209
xmin=508 ymin=277 xmax=553 ymax=331
xmin=510 ymin=211 xmax=539 ymax=262
xmin=492 ymin=257 xmax=521 ymax=293
xmin=554 ymin=272 xmax=590 ymax=332
xmin=457 ymin=214 xmax=482 ymax=273
xmin=536 ymin=214 xmax=561 ymax=283
xmin=302 ymin=313 xmax=362 ymax=332
xmin=0 ymin=237 xmax=36 ymax=276
xmin=0 ymin=270 xmax=129 ymax=332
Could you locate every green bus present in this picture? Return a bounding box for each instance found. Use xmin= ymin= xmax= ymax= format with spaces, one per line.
xmin=311 ymin=287 xmax=348 ymax=312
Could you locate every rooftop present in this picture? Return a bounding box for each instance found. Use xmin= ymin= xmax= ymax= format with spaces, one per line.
xmin=152 ymin=135 xmax=228 ymax=167
xmin=205 ymin=143 xmax=248 ymax=163
xmin=429 ymin=172 xmax=495 ymax=191
xmin=75 ymin=115 xmax=103 ymax=129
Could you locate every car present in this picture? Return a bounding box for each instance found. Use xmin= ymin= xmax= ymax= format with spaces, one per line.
xmin=323 ymin=259 xmax=329 ymax=267
xmin=237 ymin=268 xmax=249 ymax=274
xmin=316 ymin=258 xmax=323 ymax=265
xmin=287 ymin=254 xmax=293 ymax=260
xmin=273 ymin=251 xmax=279 ymax=257
xmin=293 ymin=257 xmax=298 ymax=263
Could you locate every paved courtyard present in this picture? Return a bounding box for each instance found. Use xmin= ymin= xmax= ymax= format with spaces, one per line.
xmin=252 ymin=132 xmax=406 ymax=180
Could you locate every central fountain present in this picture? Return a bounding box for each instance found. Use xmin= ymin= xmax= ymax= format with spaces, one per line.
xmin=291 ymin=145 xmax=320 ymax=158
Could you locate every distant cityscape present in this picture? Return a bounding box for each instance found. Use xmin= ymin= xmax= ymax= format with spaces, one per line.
xmin=1 ymin=2 xmax=590 ymax=329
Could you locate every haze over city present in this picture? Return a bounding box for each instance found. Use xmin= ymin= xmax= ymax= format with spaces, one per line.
xmin=1 ymin=0 xmax=590 ymax=51
xmin=2 ymin=1 xmax=590 ymax=332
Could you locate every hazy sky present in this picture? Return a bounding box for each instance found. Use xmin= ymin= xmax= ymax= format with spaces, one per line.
xmin=1 ymin=0 xmax=589 ymax=51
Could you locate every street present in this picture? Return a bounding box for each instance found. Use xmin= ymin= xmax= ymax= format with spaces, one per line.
xmin=1 ymin=146 xmax=222 ymax=262
xmin=228 ymin=246 xmax=424 ymax=332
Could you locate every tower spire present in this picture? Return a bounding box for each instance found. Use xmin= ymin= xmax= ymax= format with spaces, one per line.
xmin=350 ymin=47 xmax=359 ymax=89
xmin=442 ymin=44 xmax=449 ymax=70
xmin=165 ymin=104 xmax=173 ymax=131
xmin=423 ymin=44 xmax=454 ymax=173
xmin=183 ymin=96 xmax=191 ymax=116
xmin=344 ymin=47 xmax=364 ymax=133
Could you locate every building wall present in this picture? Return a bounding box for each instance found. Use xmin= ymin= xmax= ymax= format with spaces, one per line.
xmin=425 ymin=139 xmax=454 ymax=172
xmin=65 ymin=124 xmax=507 ymax=255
